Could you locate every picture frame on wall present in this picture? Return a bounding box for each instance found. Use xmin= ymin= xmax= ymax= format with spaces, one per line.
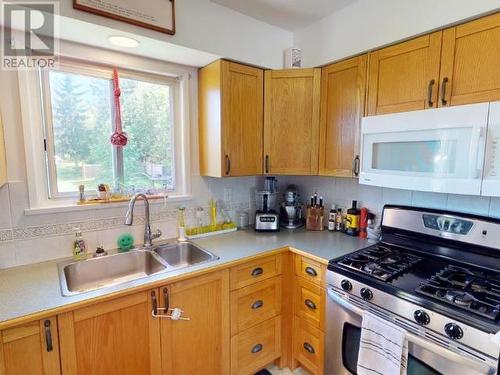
xmin=73 ymin=0 xmax=176 ymax=35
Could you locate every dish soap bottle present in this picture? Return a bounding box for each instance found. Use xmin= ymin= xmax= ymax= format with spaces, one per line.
xmin=72 ymin=228 xmax=87 ymax=260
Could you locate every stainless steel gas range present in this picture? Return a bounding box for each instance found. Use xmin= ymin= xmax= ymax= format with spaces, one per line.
xmin=326 ymin=205 xmax=500 ymax=375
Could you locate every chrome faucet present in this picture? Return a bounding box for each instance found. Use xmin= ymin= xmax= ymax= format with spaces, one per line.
xmin=124 ymin=193 xmax=162 ymax=249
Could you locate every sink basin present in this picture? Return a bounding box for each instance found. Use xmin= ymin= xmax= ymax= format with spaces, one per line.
xmin=154 ymin=242 xmax=219 ymax=268
xmin=59 ymin=250 xmax=167 ymax=296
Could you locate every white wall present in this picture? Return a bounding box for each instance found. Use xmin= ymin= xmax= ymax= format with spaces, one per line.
xmin=57 ymin=0 xmax=293 ymax=68
xmin=294 ymin=0 xmax=500 ymax=67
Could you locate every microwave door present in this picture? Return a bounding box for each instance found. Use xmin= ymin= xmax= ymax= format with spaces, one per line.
xmin=482 ymin=101 xmax=500 ymax=197
xmin=359 ymin=104 xmax=489 ymax=195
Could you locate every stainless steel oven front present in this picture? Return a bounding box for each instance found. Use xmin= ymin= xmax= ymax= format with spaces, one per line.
xmin=325 ymin=286 xmax=497 ymax=375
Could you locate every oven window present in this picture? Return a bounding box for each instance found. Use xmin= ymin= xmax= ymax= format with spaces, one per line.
xmin=342 ymin=323 xmax=442 ymax=375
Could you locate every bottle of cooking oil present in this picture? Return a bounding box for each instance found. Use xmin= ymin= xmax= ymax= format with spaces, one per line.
xmin=345 ymin=200 xmax=360 ymax=236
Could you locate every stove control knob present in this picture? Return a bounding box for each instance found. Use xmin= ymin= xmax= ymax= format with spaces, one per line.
xmin=444 ymin=323 xmax=463 ymax=340
xmin=414 ymin=310 xmax=430 ymax=326
xmin=360 ymin=288 xmax=373 ymax=301
xmin=341 ymin=280 xmax=352 ymax=292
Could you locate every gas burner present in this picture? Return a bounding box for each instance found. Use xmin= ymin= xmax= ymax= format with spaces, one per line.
xmin=416 ymin=265 xmax=500 ymax=321
xmin=337 ymin=244 xmax=422 ymax=282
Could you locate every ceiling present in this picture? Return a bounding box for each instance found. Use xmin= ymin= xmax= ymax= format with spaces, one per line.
xmin=211 ymin=0 xmax=357 ymax=31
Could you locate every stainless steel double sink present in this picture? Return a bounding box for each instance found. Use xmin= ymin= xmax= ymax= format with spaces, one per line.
xmin=58 ymin=242 xmax=219 ymax=296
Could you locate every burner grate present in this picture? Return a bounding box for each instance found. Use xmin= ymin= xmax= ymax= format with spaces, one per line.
xmin=416 ymin=265 xmax=500 ymax=321
xmin=337 ymin=244 xmax=422 ymax=282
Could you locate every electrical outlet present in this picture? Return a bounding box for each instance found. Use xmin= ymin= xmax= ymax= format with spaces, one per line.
xmin=224 ymin=188 xmax=232 ymax=203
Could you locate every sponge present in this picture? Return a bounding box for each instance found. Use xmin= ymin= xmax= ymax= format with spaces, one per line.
xmin=117 ymin=233 xmax=134 ymax=252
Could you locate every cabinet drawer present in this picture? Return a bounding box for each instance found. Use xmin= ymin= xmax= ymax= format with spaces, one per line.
xmin=231 ymin=276 xmax=282 ymax=334
xmin=294 ymin=278 xmax=325 ymax=330
xmin=295 ymin=255 xmax=325 ymax=285
xmin=293 ymin=318 xmax=324 ymax=375
xmin=230 ymin=254 xmax=282 ymax=290
xmin=231 ymin=316 xmax=282 ymax=375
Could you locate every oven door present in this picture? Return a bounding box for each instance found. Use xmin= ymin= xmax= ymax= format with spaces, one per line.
xmin=325 ymin=288 xmax=497 ymax=375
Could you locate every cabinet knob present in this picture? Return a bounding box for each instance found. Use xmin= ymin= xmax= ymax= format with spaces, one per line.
xmin=251 ymin=267 xmax=264 ymax=277
xmin=304 ymin=299 xmax=317 ymax=310
xmin=305 ymin=266 xmax=317 ymax=277
xmin=303 ymin=342 xmax=315 ymax=354
xmin=251 ymin=300 xmax=264 ymax=310
xmin=251 ymin=343 xmax=263 ymax=353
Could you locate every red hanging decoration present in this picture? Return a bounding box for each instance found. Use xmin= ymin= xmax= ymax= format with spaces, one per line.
xmin=110 ymin=68 xmax=128 ymax=147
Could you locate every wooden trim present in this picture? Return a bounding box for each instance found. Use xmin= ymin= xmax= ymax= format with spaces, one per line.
xmin=455 ymin=11 xmax=500 ymax=38
xmin=58 ymin=312 xmax=78 ymax=375
xmin=73 ymin=0 xmax=176 ymax=35
xmin=1 ymin=322 xmax=39 ymax=343
xmin=73 ymin=291 xmax=147 ymax=322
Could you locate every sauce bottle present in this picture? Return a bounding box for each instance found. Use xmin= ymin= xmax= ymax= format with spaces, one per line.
xmin=345 ymin=200 xmax=360 ymax=236
xmin=328 ymin=204 xmax=336 ymax=231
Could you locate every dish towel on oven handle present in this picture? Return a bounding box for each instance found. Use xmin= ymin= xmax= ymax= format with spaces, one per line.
xmin=357 ymin=311 xmax=408 ymax=375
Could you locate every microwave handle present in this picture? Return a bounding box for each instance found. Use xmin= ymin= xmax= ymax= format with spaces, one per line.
xmin=327 ymin=288 xmax=495 ymax=374
xmin=468 ymin=127 xmax=485 ymax=179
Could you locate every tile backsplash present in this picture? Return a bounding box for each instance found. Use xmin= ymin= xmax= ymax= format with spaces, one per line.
xmin=0 ymin=176 xmax=258 ymax=269
xmin=275 ymin=176 xmax=500 ymax=223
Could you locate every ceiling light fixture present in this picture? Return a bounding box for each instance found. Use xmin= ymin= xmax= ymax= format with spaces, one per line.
xmin=108 ymin=35 xmax=140 ymax=48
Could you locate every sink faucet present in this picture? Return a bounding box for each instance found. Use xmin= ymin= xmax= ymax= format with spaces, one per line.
xmin=124 ymin=193 xmax=162 ymax=249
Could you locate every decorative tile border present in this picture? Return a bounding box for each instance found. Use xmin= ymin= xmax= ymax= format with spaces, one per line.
xmin=0 ymin=202 xmax=250 ymax=243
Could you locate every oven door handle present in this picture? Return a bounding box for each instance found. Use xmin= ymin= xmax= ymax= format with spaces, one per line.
xmin=327 ymin=288 xmax=496 ymax=375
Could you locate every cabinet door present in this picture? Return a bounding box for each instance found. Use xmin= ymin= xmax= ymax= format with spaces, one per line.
xmin=367 ymin=32 xmax=442 ymax=115
xmin=0 ymin=114 xmax=7 ymax=187
xmin=440 ymin=12 xmax=500 ymax=107
xmin=222 ymin=61 xmax=264 ymax=176
xmin=0 ymin=317 xmax=60 ymax=375
xmin=160 ymin=270 xmax=230 ymax=375
xmin=264 ymin=69 xmax=321 ymax=175
xmin=58 ymin=291 xmax=161 ymax=375
xmin=319 ymin=55 xmax=367 ymax=177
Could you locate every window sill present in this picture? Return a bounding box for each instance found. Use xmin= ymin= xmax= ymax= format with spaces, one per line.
xmin=24 ymin=195 xmax=194 ymax=216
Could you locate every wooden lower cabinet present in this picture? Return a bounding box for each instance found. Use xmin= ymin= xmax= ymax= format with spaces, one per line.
xmin=0 ymin=317 xmax=61 ymax=375
xmin=58 ymin=291 xmax=161 ymax=375
xmin=231 ymin=316 xmax=282 ymax=375
xmin=159 ymin=270 xmax=230 ymax=375
xmin=293 ymin=318 xmax=324 ymax=375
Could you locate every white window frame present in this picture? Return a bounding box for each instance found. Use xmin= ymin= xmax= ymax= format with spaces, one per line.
xmin=18 ymin=52 xmax=191 ymax=210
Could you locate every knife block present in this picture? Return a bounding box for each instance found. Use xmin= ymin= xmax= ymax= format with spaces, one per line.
xmin=306 ymin=206 xmax=324 ymax=231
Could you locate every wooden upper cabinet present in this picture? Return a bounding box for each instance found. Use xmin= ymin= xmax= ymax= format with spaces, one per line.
xmin=199 ymin=60 xmax=263 ymax=177
xmin=160 ymin=270 xmax=230 ymax=375
xmin=367 ymin=32 xmax=442 ymax=115
xmin=264 ymin=69 xmax=321 ymax=175
xmin=58 ymin=291 xmax=161 ymax=375
xmin=0 ymin=113 xmax=7 ymax=188
xmin=0 ymin=317 xmax=61 ymax=375
xmin=319 ymin=55 xmax=367 ymax=177
xmin=439 ymin=12 xmax=500 ymax=107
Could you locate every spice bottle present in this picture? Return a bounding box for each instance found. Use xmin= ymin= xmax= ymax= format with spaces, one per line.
xmin=335 ymin=208 xmax=344 ymax=231
xmin=328 ymin=204 xmax=336 ymax=231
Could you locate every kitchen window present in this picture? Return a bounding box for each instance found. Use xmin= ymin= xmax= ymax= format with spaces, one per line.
xmin=37 ymin=59 xmax=187 ymax=201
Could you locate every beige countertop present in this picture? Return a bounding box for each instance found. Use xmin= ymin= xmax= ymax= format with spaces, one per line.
xmin=0 ymin=228 xmax=370 ymax=328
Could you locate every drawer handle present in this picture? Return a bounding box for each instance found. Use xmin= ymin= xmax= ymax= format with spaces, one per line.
xmin=44 ymin=320 xmax=53 ymax=352
xmin=304 ymin=299 xmax=317 ymax=310
xmin=251 ymin=343 xmax=263 ymax=354
xmin=251 ymin=300 xmax=264 ymax=309
xmin=251 ymin=267 xmax=264 ymax=277
xmin=305 ymin=266 xmax=317 ymax=277
xmin=303 ymin=342 xmax=315 ymax=354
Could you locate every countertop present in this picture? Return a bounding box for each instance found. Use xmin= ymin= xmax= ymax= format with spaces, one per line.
xmin=0 ymin=228 xmax=369 ymax=328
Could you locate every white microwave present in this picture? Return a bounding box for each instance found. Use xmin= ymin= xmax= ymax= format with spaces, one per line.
xmin=359 ymin=102 xmax=493 ymax=196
